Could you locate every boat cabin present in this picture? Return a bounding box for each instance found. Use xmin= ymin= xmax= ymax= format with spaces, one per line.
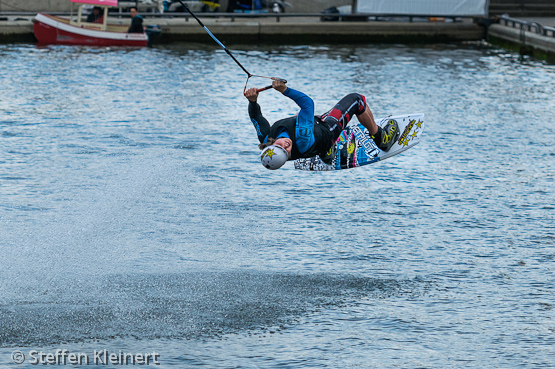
xmin=69 ymin=0 xmax=117 ymax=31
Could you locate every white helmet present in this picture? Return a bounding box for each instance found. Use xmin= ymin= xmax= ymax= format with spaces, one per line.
xmin=260 ymin=145 xmax=289 ymax=170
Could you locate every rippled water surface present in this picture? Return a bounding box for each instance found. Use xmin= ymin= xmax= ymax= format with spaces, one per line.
xmin=1 ymin=42 xmax=554 ymax=368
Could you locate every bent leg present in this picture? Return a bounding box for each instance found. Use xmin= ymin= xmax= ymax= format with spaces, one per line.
xmin=321 ymin=93 xmax=398 ymax=153
xmin=320 ymin=93 xmax=378 ymax=139
xmin=360 ymin=106 xmax=399 ymax=152
xmin=357 ymin=105 xmax=379 ymax=136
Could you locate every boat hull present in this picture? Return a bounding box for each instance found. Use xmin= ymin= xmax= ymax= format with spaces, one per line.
xmin=33 ymin=13 xmax=149 ymax=47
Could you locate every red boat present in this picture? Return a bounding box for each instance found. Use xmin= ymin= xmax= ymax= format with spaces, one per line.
xmin=33 ymin=0 xmax=149 ymax=47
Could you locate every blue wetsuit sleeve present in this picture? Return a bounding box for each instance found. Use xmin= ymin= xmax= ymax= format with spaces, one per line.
xmin=283 ymin=87 xmax=315 ymax=154
xmin=248 ymin=101 xmax=270 ymax=144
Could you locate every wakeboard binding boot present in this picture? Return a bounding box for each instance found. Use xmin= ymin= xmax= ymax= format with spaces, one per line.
xmin=372 ymin=119 xmax=400 ymax=152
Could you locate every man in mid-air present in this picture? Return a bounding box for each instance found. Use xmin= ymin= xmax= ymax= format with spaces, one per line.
xmin=244 ymin=80 xmax=399 ymax=169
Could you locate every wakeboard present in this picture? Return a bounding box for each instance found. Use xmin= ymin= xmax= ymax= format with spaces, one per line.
xmin=294 ymin=113 xmax=425 ymax=171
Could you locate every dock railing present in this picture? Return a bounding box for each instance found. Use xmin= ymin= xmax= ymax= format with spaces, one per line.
xmin=0 ymin=11 xmax=476 ymax=24
xmin=498 ymin=14 xmax=555 ymax=38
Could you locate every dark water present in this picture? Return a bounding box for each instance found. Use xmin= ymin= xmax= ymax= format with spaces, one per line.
xmin=1 ymin=42 xmax=554 ymax=368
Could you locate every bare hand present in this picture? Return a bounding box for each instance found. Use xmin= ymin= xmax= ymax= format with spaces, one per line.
xmin=272 ymin=79 xmax=287 ymax=93
xmin=244 ymin=88 xmax=259 ymax=102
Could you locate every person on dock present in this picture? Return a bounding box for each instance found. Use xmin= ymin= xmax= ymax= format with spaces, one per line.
xmin=244 ymin=80 xmax=399 ymax=170
xmin=128 ymin=7 xmax=144 ymax=33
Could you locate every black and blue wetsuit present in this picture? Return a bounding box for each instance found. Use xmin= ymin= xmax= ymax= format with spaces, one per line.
xmin=249 ymin=87 xmax=368 ymax=160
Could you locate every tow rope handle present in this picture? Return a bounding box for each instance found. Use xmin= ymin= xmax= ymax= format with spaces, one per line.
xmin=256 ymin=78 xmax=288 ymax=93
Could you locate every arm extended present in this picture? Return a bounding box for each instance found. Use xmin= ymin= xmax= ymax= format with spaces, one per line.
xmin=281 ymin=86 xmax=315 ymax=154
xmin=244 ymin=88 xmax=270 ymax=143
xmin=248 ymin=100 xmax=271 ymax=144
xmin=244 ymin=81 xmax=316 ymax=153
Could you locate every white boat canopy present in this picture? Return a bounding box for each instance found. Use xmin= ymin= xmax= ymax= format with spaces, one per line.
xmin=355 ymin=0 xmax=489 ymax=17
